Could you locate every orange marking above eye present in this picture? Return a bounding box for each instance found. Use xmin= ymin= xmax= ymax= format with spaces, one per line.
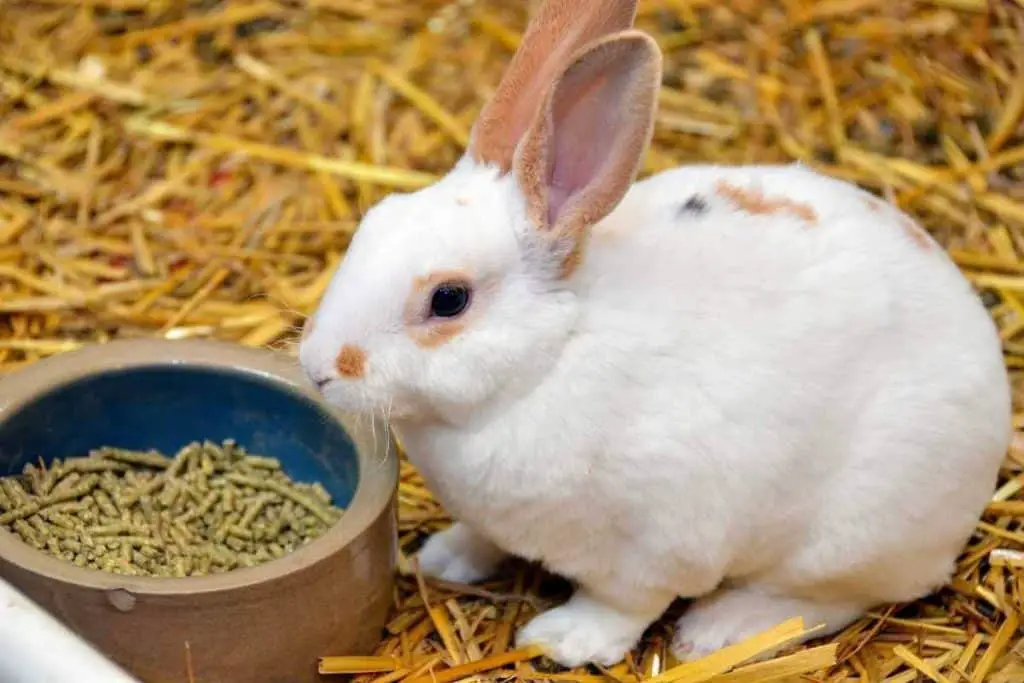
xmin=413 ymin=269 xmax=473 ymax=294
xmin=715 ymin=180 xmax=818 ymax=225
xmin=335 ymin=344 xmax=367 ymax=379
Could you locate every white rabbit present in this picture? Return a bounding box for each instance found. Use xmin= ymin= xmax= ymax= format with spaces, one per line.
xmin=299 ymin=0 xmax=1012 ymax=668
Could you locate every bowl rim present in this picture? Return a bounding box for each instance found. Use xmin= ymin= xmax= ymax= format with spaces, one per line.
xmin=0 ymin=338 xmax=398 ymax=596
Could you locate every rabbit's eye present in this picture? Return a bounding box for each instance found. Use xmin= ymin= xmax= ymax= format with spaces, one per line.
xmin=429 ymin=283 xmax=472 ymax=318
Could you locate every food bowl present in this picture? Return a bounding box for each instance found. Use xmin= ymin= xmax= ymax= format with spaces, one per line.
xmin=0 ymin=339 xmax=398 ymax=683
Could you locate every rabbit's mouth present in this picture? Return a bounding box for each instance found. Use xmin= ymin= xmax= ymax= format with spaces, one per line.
xmin=316 ymin=378 xmax=371 ymax=411
xmin=316 ymin=378 xmax=423 ymax=423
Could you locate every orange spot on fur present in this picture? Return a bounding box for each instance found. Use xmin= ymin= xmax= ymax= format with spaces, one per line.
xmin=559 ymin=238 xmax=586 ymax=280
xmin=335 ymin=344 xmax=367 ymax=379
xmin=901 ymin=217 xmax=933 ymax=250
xmin=414 ymin=269 xmax=473 ymax=295
xmin=410 ymin=321 xmax=466 ymax=349
xmin=863 ymin=197 xmax=883 ymax=213
xmin=405 ymin=270 xmax=475 ymax=349
xmin=715 ymin=181 xmax=818 ymax=225
xmin=863 ymin=195 xmax=932 ymax=251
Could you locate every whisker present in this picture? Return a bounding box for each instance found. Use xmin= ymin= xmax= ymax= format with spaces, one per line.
xmin=370 ymin=409 xmax=380 ymax=466
xmin=380 ymin=399 xmax=395 ymax=470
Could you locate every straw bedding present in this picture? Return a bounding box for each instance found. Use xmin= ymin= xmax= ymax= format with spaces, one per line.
xmin=1 ymin=0 xmax=1023 ymax=680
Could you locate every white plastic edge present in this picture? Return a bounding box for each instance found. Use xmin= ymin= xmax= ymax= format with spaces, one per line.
xmin=0 ymin=575 xmax=140 ymax=683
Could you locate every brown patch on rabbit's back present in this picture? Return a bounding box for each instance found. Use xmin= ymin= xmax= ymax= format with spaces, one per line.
xmin=862 ymin=196 xmax=933 ymax=251
xmin=900 ymin=217 xmax=934 ymax=250
xmin=863 ymin=197 xmax=884 ymax=213
xmin=336 ymin=344 xmax=367 ymax=378
xmin=715 ymin=180 xmax=818 ymax=226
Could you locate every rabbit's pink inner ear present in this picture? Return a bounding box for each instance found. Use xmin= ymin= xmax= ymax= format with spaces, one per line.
xmin=516 ymin=31 xmax=662 ymax=247
xmin=469 ymin=0 xmax=638 ymax=173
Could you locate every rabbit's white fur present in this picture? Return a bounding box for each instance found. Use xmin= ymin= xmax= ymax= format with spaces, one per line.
xmin=301 ymin=159 xmax=1010 ymax=666
xmin=299 ymin=1 xmax=1010 ymax=667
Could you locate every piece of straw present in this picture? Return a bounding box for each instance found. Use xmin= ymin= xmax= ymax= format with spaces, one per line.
xmin=318 ymin=656 xmax=402 ymax=675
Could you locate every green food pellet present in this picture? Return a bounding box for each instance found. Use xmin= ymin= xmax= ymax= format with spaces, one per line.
xmin=0 ymin=440 xmax=343 ymax=578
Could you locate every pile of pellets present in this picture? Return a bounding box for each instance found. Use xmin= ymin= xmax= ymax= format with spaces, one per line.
xmin=0 ymin=440 xmax=343 ymax=577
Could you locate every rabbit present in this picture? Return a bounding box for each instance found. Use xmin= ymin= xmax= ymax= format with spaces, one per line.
xmin=298 ymin=0 xmax=1012 ymax=668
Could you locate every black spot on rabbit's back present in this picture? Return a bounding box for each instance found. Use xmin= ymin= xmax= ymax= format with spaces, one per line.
xmin=677 ymin=194 xmax=708 ymax=217
xmin=980 ymin=289 xmax=1000 ymax=309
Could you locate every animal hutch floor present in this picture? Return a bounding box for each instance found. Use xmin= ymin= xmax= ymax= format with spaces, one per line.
xmin=1 ymin=0 xmax=1023 ymax=681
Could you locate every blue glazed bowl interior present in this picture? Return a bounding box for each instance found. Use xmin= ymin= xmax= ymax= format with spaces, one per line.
xmin=0 ymin=365 xmax=358 ymax=507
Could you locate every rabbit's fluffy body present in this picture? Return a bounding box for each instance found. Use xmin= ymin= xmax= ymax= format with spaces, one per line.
xmin=300 ymin=0 xmax=1011 ymax=667
xmin=305 ymin=158 xmax=1009 ymax=665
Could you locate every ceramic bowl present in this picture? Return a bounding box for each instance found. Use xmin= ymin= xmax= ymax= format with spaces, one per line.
xmin=0 ymin=339 xmax=398 ymax=683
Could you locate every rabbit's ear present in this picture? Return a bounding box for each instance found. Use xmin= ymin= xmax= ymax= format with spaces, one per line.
xmin=514 ymin=30 xmax=661 ymax=266
xmin=469 ymin=0 xmax=638 ymax=173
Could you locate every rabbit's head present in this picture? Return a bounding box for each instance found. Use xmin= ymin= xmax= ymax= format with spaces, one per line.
xmin=300 ymin=0 xmax=662 ymax=422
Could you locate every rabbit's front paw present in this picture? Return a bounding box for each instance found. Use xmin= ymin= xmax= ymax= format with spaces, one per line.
xmin=416 ymin=523 xmax=506 ymax=584
xmin=517 ymin=592 xmax=652 ymax=668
